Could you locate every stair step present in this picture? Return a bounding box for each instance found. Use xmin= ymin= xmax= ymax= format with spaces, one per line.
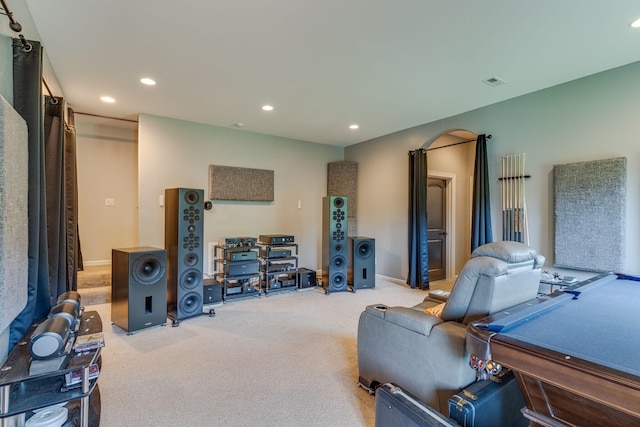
xmin=79 ymin=286 xmax=111 ymax=306
xmin=78 ymin=265 xmax=111 ymax=306
xmin=78 ymin=266 xmax=111 ymax=289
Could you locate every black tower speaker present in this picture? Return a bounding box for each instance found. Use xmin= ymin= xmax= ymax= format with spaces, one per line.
xmin=322 ymin=196 xmax=348 ymax=293
xmin=165 ymin=188 xmax=204 ymax=322
xmin=111 ymin=247 xmax=167 ymax=333
xmin=348 ymin=236 xmax=375 ymax=290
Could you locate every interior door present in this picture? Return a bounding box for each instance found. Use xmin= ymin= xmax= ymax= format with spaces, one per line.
xmin=427 ymin=178 xmax=446 ymax=281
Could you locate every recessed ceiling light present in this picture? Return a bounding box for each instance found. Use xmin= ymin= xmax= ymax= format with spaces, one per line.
xmin=262 ymin=105 xmax=274 ymax=111
xmin=100 ymin=96 xmax=115 ymax=103
xmin=349 ymin=124 xmax=359 ymax=130
xmin=631 ymin=17 xmax=640 ymax=28
xmin=140 ymin=77 xmax=156 ymax=86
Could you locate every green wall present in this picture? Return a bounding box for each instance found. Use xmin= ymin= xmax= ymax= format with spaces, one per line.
xmin=347 ymin=61 xmax=640 ymax=279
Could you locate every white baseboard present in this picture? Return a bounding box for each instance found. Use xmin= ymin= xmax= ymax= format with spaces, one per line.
xmin=83 ymin=260 xmax=111 ymax=267
xmin=376 ymin=274 xmax=406 ymax=285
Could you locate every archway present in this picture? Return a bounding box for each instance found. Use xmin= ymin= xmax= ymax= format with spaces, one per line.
xmin=422 ymin=130 xmax=477 ymax=279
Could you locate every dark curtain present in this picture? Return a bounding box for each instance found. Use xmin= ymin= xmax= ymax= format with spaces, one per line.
xmin=471 ymin=134 xmax=493 ymax=251
xmin=10 ymin=39 xmax=51 ymax=348
xmin=44 ymin=96 xmax=67 ymax=298
xmin=65 ymin=109 xmax=83 ymax=282
xmin=407 ymin=149 xmax=429 ymax=290
xmin=10 ymin=39 xmax=83 ymax=348
xmin=44 ymin=97 xmax=82 ymax=294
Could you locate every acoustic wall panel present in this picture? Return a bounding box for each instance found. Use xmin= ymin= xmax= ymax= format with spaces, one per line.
xmin=208 ymin=165 xmax=274 ymax=201
xmin=0 ymin=95 xmax=29 ymax=333
xmin=554 ymin=157 xmax=626 ymax=272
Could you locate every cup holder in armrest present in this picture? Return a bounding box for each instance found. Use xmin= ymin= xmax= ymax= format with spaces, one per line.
xmin=365 ymin=304 xmax=389 ymax=319
xmin=428 ymin=289 xmax=450 ymax=302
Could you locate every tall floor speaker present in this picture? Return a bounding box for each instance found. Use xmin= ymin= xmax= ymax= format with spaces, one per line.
xmin=165 ymin=188 xmax=204 ymax=323
xmin=348 ymin=237 xmax=375 ymax=290
xmin=111 ymin=247 xmax=167 ymax=333
xmin=322 ymin=196 xmax=348 ymax=293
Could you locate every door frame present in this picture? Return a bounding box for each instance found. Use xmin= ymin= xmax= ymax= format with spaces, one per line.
xmin=427 ymin=170 xmax=456 ymax=280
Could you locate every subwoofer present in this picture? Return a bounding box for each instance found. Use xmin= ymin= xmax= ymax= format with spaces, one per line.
xmin=111 ymin=247 xmax=167 ymax=333
xmin=321 ymin=196 xmax=348 ymax=293
xmin=348 ymin=236 xmax=375 ymax=290
xmin=165 ymin=188 xmax=204 ymax=323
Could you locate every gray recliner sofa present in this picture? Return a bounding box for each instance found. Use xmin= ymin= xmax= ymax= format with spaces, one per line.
xmin=357 ymin=241 xmax=545 ymax=414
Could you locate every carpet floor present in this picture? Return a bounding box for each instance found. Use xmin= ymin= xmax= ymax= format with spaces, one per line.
xmin=87 ymin=277 xmax=452 ymax=427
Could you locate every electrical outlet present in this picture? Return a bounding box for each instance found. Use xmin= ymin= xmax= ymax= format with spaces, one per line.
xmin=105 ymin=198 xmax=115 ymax=206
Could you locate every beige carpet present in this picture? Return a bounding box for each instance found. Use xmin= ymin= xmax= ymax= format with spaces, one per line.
xmin=87 ymin=277 xmax=451 ymax=427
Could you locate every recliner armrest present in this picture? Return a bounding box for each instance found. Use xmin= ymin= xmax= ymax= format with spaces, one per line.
xmin=428 ymin=289 xmax=450 ymax=302
xmin=364 ymin=304 xmax=389 ymax=319
xmin=384 ymin=306 xmax=443 ymax=336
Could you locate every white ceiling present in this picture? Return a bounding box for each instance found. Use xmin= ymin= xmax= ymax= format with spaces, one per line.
xmin=23 ymin=0 xmax=640 ymax=147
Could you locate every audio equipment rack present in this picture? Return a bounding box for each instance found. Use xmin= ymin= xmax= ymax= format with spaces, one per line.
xmin=259 ymin=241 xmax=299 ymax=294
xmin=213 ymin=243 xmax=262 ymax=300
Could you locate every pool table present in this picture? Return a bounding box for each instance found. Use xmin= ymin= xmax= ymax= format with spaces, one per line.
xmin=466 ymin=274 xmax=640 ymax=426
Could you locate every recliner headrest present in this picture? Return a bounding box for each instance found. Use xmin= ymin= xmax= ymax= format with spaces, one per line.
xmin=471 ymin=241 xmax=539 ymax=264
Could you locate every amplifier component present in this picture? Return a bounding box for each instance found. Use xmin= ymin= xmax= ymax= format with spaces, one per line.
xmin=298 ymin=268 xmax=317 ymax=289
xmin=267 ymin=249 xmax=292 ymax=258
xmin=220 ymin=236 xmax=258 ymax=247
xmin=202 ymin=278 xmax=223 ymax=305
xmin=259 ymin=234 xmax=295 ymax=245
xmin=239 ymin=236 xmax=257 ymax=246
xmin=226 ymin=250 xmax=258 ymax=262
xmin=220 ymin=237 xmax=241 ymax=247
xmin=223 ymin=260 xmax=260 ymax=276
xmin=278 ymin=278 xmax=296 ymax=287
xmin=226 ymin=278 xmax=259 ymax=295
xmin=263 ymin=262 xmax=295 ymax=273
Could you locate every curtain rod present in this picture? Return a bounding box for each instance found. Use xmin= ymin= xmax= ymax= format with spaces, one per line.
xmin=75 ymin=111 xmax=139 ymax=123
xmin=1 ymin=0 xmax=32 ymax=51
xmin=1 ymin=0 xmax=23 ymax=32
xmin=42 ymin=78 xmax=59 ymax=104
xmin=426 ymin=134 xmax=492 ymax=152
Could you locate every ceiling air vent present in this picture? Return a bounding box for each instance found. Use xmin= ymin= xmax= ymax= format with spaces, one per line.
xmin=483 ymin=76 xmax=506 ymax=87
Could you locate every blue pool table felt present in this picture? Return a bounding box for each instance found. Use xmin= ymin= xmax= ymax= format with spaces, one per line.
xmin=484 ymin=274 xmax=640 ymax=377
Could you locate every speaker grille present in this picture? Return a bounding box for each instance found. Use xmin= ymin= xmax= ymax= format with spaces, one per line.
xmin=356 ymin=240 xmax=374 ymax=259
xmin=179 ymin=292 xmax=202 ymax=316
xmin=132 ymin=254 xmax=166 ymax=285
xmin=180 ymin=268 xmax=202 ymax=290
xmin=185 ymin=190 xmax=200 ymax=204
xmin=329 ymin=272 xmax=347 ymax=291
xmin=184 ymin=252 xmax=198 ymax=267
xmin=331 ymin=255 xmax=346 ymax=269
